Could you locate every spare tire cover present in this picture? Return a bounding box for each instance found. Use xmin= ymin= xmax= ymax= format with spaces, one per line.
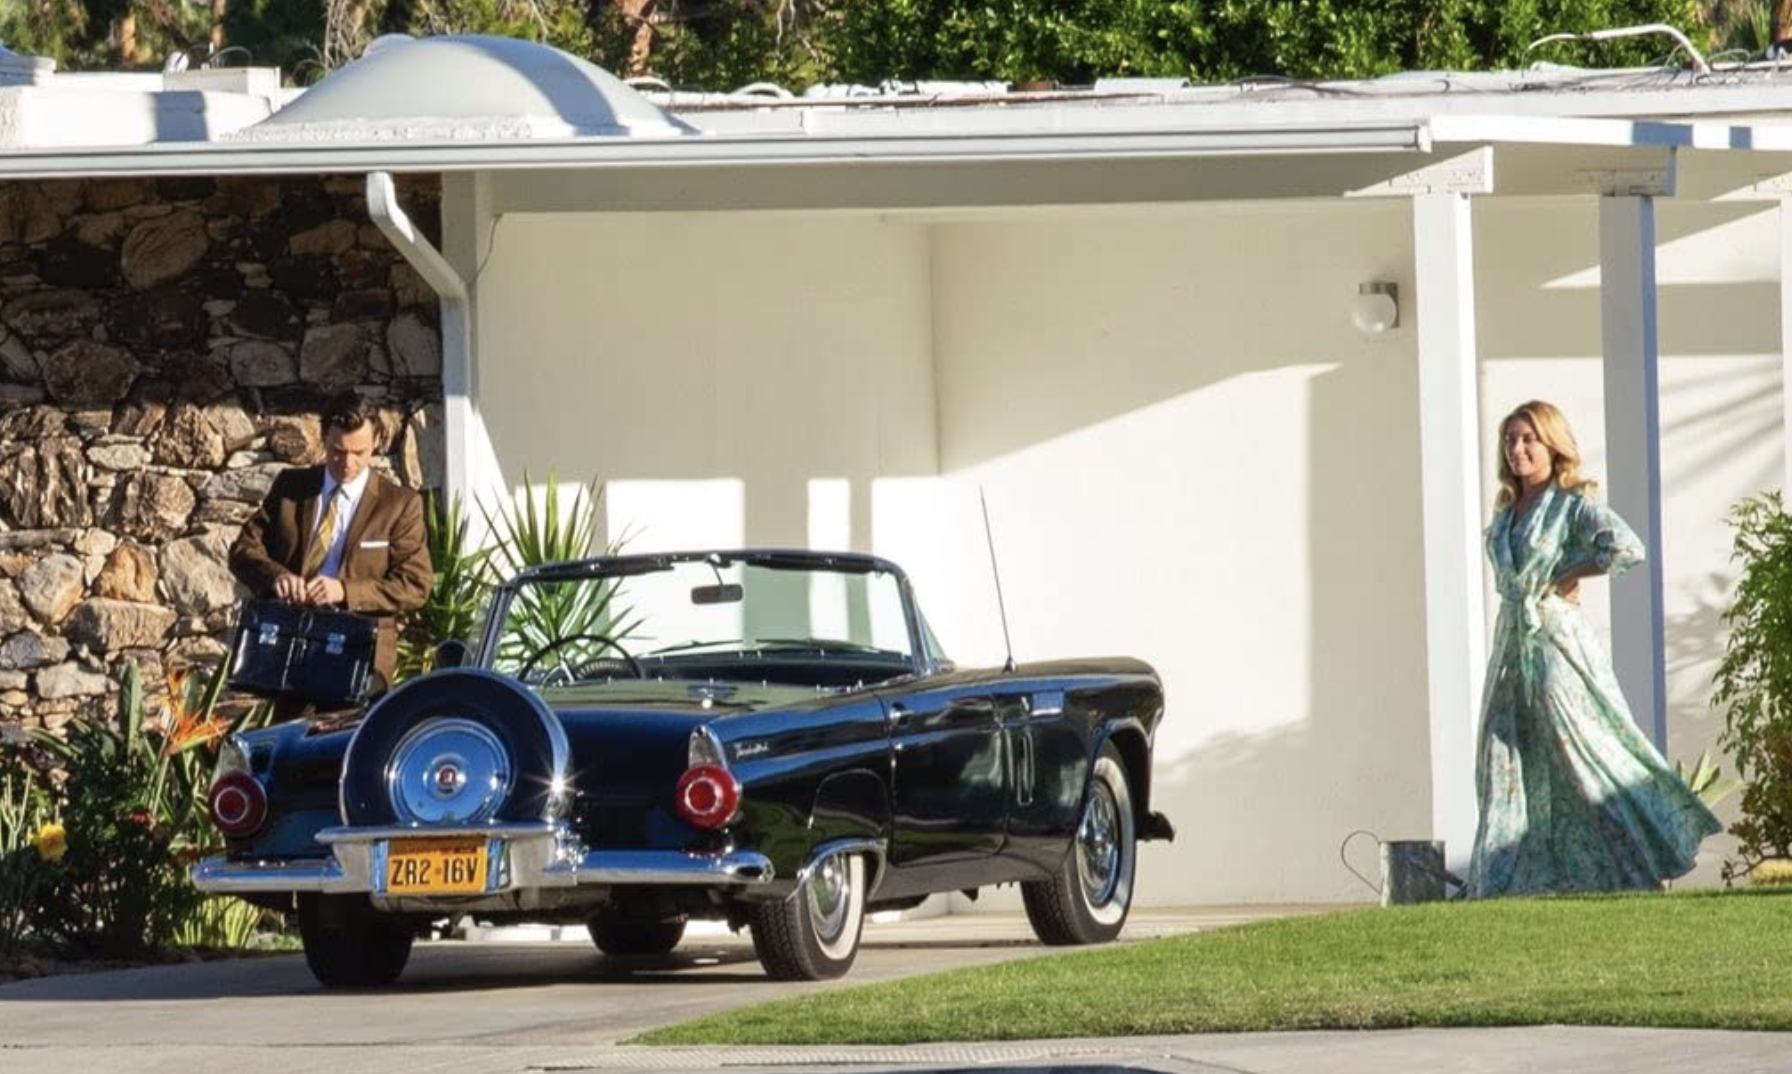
xmin=340 ymin=668 xmax=569 ymax=826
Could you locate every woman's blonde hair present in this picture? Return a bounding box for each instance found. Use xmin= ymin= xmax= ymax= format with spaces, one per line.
xmin=1494 ymin=399 xmax=1596 ymax=510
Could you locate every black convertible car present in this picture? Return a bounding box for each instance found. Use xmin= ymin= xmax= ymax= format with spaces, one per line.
xmin=194 ymin=550 xmax=1172 ymax=984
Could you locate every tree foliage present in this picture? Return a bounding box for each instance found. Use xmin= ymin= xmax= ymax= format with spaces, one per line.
xmin=0 ymin=0 xmax=1726 ymax=91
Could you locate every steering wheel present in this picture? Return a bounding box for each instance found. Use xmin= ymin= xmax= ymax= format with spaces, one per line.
xmin=517 ymin=633 xmax=645 ymax=682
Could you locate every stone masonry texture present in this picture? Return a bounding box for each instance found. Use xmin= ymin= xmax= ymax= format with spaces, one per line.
xmin=0 ymin=174 xmax=445 ymax=730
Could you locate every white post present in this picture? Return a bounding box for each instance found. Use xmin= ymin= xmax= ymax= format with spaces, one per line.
xmin=1599 ymin=195 xmax=1667 ymax=750
xmin=439 ymin=172 xmax=507 ymax=526
xmin=1413 ymin=192 xmax=1485 ymax=869
xmin=1782 ymin=199 xmax=1792 ymax=500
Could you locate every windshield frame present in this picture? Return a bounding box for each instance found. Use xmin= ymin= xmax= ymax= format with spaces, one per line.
xmin=474 ymin=549 xmax=936 ymax=680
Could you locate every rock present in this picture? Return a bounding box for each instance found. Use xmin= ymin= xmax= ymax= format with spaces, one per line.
xmin=200 ymin=464 xmax=281 ymax=504
xmin=298 ymin=324 xmax=365 ymax=390
xmin=401 ymin=404 xmax=445 ymax=490
xmin=85 ymin=178 xmax=153 ymax=212
xmin=0 ymin=530 xmax=80 ymax=553
xmin=104 ymin=472 xmax=196 ymax=542
xmin=41 ymin=339 xmax=138 ymax=405
xmin=73 ymin=211 xmax=126 ymax=247
xmin=163 ymin=348 xmax=234 ymax=402
xmin=36 ymin=661 xmax=111 ymax=699
xmin=159 ymin=529 xmax=242 ymax=617
xmin=73 ymin=529 xmax=118 ymax=557
xmin=112 ymin=383 xmax=171 ymax=437
xmin=2 ymin=289 xmax=99 ymax=345
xmin=0 ymin=632 xmax=69 ymax=670
xmin=169 ymin=635 xmax=228 ymax=665
xmin=0 ymin=384 xmax=43 ymax=408
xmin=87 ymin=441 xmax=152 ymax=471
xmin=0 ymin=438 xmax=91 ymax=528
xmin=154 ymin=403 xmax=226 ymax=469
xmin=17 ymin=553 xmax=84 ymax=625
xmin=290 ymin=219 xmax=357 ymax=256
xmin=270 ymin=255 xmax=338 ymax=302
xmin=0 ymin=580 xmax=24 ymax=634
xmin=64 ymin=599 xmax=177 ymax=652
xmin=0 ymin=670 xmax=24 ymax=690
xmin=0 ymin=332 xmax=36 ymax=382
xmin=266 ymin=415 xmax=321 ymax=463
xmin=105 ymin=286 xmax=206 ymax=350
xmin=192 ymin=498 xmax=256 ymax=527
xmin=0 ymin=184 xmax=73 ymax=244
xmin=228 ymin=291 xmax=299 ymax=340
xmin=390 ymin=261 xmax=434 ymax=308
xmin=207 ymin=179 xmax=282 ymax=220
xmin=205 ymin=401 xmax=256 ymax=452
xmin=229 ymin=339 xmax=295 ymax=387
xmin=121 ymin=210 xmax=209 ymax=290
xmin=38 ymin=238 xmax=121 ymax=289
xmin=386 ymin=312 xmax=441 ymax=379
xmin=335 ymin=249 xmax=390 ymax=291
xmin=95 ymin=543 xmax=158 ymax=603
xmin=334 ymin=289 xmax=393 ymax=323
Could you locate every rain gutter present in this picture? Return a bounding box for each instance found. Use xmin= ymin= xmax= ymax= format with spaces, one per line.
xmin=0 ymin=123 xmax=1435 ymax=179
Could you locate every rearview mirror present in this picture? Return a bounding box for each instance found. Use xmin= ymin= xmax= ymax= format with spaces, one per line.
xmin=691 ymin=583 xmax=743 ymax=605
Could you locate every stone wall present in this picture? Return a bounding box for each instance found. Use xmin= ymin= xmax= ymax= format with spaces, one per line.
xmin=0 ymin=174 xmax=445 ymax=728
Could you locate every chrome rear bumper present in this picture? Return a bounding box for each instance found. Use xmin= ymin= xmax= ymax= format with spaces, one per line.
xmin=191 ymin=821 xmax=774 ymax=895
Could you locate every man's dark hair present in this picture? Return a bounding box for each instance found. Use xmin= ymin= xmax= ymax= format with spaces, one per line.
xmin=321 ymin=391 xmax=379 ymax=437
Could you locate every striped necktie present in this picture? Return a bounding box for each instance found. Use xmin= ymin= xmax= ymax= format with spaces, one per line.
xmin=301 ymin=487 xmax=346 ymax=578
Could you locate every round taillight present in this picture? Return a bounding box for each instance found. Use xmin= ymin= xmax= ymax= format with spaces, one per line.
xmin=674 ymin=764 xmax=740 ymax=830
xmin=209 ymin=772 xmax=267 ymax=837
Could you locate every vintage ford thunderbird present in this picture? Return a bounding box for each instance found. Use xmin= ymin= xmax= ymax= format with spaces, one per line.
xmin=194 ymin=550 xmax=1172 ymax=985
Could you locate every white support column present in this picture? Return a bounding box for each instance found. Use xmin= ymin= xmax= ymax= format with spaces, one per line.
xmin=1413 ymin=192 xmax=1485 ymax=868
xmin=1782 ymin=199 xmax=1792 ymax=499
xmin=439 ymin=172 xmax=507 ymax=525
xmin=1599 ymin=196 xmax=1668 ymax=750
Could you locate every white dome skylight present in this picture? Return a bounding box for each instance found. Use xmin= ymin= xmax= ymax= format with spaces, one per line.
xmin=239 ymin=34 xmax=689 ymax=142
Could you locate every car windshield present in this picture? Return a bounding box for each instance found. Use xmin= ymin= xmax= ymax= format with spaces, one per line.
xmin=485 ymin=558 xmax=918 ymax=688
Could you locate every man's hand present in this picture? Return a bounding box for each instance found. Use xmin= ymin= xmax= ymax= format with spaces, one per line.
xmin=273 ymin=573 xmax=308 ymax=602
xmin=305 ymin=576 xmax=347 ymax=607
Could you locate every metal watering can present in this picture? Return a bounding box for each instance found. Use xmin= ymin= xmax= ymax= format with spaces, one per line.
xmin=1340 ymin=830 xmax=1466 ymax=906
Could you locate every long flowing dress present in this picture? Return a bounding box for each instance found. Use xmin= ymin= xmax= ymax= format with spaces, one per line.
xmin=1467 ymin=485 xmax=1721 ymax=898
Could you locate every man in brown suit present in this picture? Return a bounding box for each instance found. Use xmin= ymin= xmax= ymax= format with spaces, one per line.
xmin=230 ymin=392 xmax=433 ymax=693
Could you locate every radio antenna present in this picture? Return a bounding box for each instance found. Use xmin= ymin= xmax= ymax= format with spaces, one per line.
xmin=980 ymin=487 xmax=1017 ymax=673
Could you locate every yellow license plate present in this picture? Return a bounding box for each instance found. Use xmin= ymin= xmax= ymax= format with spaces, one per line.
xmin=384 ymin=838 xmax=489 ymax=895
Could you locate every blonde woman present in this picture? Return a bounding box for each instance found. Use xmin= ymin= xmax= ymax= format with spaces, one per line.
xmin=1468 ymin=400 xmax=1719 ymax=897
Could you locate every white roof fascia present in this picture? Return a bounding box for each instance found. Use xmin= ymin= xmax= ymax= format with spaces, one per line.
xmin=0 ymin=121 xmax=1433 ymax=180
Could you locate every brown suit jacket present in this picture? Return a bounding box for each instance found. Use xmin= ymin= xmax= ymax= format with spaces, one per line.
xmin=229 ymin=466 xmax=433 ymax=685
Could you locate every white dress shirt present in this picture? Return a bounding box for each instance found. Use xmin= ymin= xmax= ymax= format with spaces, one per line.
xmin=311 ymin=468 xmax=371 ymax=580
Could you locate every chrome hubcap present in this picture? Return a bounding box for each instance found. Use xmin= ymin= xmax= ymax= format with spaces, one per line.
xmin=388 ymin=717 xmax=513 ymax=824
xmin=806 ymin=853 xmax=850 ymax=943
xmin=1076 ymin=781 xmax=1120 ymax=906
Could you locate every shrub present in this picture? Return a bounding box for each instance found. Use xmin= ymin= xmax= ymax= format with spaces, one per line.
xmin=1714 ymin=490 xmax=1792 ymax=869
xmin=396 ymin=490 xmax=493 ymax=682
xmin=0 ymin=730 xmax=55 ymax=957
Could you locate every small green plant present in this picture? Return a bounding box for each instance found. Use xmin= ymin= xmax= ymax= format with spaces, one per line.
xmin=0 ymin=729 xmax=55 ymax=957
xmin=1715 ymin=490 xmax=1792 ymax=871
xmin=173 ymin=896 xmax=266 ymax=950
xmin=1676 ymin=750 xmax=1742 ymax=810
xmin=396 ymin=490 xmax=494 ymax=682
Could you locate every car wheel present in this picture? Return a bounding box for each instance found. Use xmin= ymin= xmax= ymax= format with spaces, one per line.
xmin=1023 ymin=743 xmax=1135 ymax=946
xmin=298 ymin=894 xmax=414 ymax=988
xmin=750 ymin=850 xmax=866 ymax=980
xmin=587 ymin=915 xmax=687 ymax=956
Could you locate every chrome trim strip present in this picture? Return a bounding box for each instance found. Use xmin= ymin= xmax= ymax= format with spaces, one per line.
xmin=794 ymin=837 xmax=888 ymax=901
xmin=192 ymin=841 xmax=774 ymax=894
xmin=316 ymin=821 xmax=556 ymax=844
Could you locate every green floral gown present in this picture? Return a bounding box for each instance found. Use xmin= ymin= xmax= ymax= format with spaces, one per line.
xmin=1467 ymin=485 xmax=1720 ymax=898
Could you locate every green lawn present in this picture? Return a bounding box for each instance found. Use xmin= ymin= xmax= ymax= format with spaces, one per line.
xmin=634 ymin=890 xmax=1792 ymax=1044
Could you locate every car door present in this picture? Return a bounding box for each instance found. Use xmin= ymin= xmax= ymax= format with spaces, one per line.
xmin=887 ymin=684 xmax=1007 ymax=865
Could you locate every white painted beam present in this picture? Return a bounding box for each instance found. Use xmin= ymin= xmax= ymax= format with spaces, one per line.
xmin=1783 ymin=199 xmax=1792 ymax=501
xmin=1599 ymin=196 xmax=1668 ymax=750
xmin=436 ymin=172 xmax=507 ymax=523
xmin=1412 ymin=192 xmax=1484 ymax=869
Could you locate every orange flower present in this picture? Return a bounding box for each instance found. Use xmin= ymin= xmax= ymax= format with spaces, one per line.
xmin=161 ymin=664 xmax=231 ymax=757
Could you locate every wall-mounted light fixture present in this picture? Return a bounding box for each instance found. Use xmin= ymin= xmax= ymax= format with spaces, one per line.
xmin=1351 ymin=281 xmax=1400 ymax=336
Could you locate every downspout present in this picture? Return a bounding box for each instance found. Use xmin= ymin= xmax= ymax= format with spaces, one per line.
xmin=365 ymin=170 xmax=475 ymax=506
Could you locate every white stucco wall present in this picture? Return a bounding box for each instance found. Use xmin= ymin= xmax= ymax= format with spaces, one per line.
xmin=465 ymin=190 xmax=1772 ymax=906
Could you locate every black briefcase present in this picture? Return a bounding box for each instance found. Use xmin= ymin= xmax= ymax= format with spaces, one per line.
xmin=228 ymin=599 xmax=376 ymax=708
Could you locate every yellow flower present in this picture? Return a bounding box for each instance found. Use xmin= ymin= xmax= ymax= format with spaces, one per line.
xmin=30 ymin=822 xmax=67 ymax=862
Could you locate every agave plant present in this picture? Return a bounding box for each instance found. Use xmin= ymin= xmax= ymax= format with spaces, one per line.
xmin=478 ymin=473 xmax=637 ymax=668
xmin=1676 ymin=748 xmax=1743 ymax=810
xmin=396 ymin=490 xmax=494 ymax=682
